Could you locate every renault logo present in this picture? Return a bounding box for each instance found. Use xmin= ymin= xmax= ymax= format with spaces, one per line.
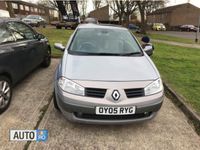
xmin=112 ymin=90 xmax=120 ymax=101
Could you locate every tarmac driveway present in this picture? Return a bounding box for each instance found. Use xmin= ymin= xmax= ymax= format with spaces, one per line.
xmin=0 ymin=59 xmax=200 ymax=150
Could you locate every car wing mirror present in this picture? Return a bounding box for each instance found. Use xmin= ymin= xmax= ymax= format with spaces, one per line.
xmin=36 ymin=34 xmax=45 ymax=40
xmin=143 ymin=43 xmax=154 ymax=56
xmin=54 ymin=43 xmax=65 ymax=51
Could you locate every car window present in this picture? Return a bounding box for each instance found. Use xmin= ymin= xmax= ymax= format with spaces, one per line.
xmin=7 ymin=22 xmax=35 ymax=41
xmin=69 ymin=28 xmax=142 ymax=56
xmin=0 ymin=25 xmax=15 ymax=44
xmin=26 ymin=15 xmax=39 ymax=19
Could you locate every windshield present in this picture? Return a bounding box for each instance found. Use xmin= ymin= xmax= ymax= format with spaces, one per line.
xmin=69 ymin=28 xmax=142 ymax=56
xmin=26 ymin=15 xmax=39 ymax=19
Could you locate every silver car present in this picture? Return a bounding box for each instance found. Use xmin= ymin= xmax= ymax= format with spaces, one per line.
xmin=54 ymin=24 xmax=164 ymax=124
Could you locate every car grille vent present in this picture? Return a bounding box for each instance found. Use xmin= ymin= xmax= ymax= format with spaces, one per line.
xmin=85 ymin=88 xmax=107 ymax=98
xmin=124 ymin=88 xmax=144 ymax=98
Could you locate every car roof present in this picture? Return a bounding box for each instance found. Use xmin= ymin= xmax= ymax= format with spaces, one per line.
xmin=78 ymin=23 xmax=127 ymax=30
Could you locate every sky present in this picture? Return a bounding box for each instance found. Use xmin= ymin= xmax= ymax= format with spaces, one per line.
xmin=167 ymin=0 xmax=200 ymax=7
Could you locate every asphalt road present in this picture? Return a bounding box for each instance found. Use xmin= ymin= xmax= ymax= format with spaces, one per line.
xmin=150 ymin=31 xmax=200 ymax=40
xmin=0 ymin=59 xmax=200 ymax=150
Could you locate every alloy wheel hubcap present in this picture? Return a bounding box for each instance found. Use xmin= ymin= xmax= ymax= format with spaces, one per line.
xmin=0 ymin=81 xmax=11 ymax=108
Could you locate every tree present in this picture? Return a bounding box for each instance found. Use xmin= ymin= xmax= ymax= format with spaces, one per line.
xmin=107 ymin=0 xmax=124 ymax=24
xmin=38 ymin=0 xmax=58 ymax=9
xmin=136 ymin=0 xmax=166 ymax=34
xmin=79 ymin=0 xmax=87 ymax=19
xmin=6 ymin=2 xmax=15 ymax=18
xmin=93 ymin=0 xmax=102 ymax=9
xmin=123 ymin=1 xmax=137 ymax=26
xmin=107 ymin=0 xmax=137 ymax=25
xmin=38 ymin=0 xmax=71 ymax=21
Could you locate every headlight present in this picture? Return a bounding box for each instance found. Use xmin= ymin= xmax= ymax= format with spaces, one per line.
xmin=144 ymin=78 xmax=163 ymax=96
xmin=58 ymin=77 xmax=84 ymax=96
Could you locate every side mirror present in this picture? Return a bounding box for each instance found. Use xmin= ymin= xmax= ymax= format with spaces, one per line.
xmin=54 ymin=43 xmax=65 ymax=51
xmin=36 ymin=34 xmax=45 ymax=40
xmin=143 ymin=44 xmax=154 ymax=56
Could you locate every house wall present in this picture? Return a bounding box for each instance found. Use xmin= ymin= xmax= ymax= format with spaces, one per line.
xmin=0 ymin=1 xmax=59 ymax=22
xmin=0 ymin=1 xmax=7 ymax=10
xmin=88 ymin=5 xmax=109 ymax=21
xmin=171 ymin=4 xmax=200 ymax=26
xmin=147 ymin=12 xmax=172 ymax=25
xmin=147 ymin=3 xmax=200 ymax=28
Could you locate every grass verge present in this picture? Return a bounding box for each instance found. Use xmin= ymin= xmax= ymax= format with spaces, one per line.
xmin=149 ymin=33 xmax=195 ymax=44
xmin=152 ymin=42 xmax=200 ymax=115
xmin=36 ymin=28 xmax=74 ymax=57
xmin=135 ymin=32 xmax=195 ymax=44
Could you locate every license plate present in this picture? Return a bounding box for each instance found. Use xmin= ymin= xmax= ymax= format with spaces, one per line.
xmin=95 ymin=106 xmax=136 ymax=115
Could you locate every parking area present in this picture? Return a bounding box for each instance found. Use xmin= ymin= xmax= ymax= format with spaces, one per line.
xmin=0 ymin=59 xmax=200 ymax=150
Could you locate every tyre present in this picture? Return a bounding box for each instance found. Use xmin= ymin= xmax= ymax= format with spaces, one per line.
xmin=36 ymin=22 xmax=40 ymax=27
xmin=56 ymin=26 xmax=62 ymax=29
xmin=0 ymin=76 xmax=12 ymax=114
xmin=71 ymin=26 xmax=76 ymax=30
xmin=53 ymin=91 xmax=60 ymax=111
xmin=41 ymin=48 xmax=51 ymax=68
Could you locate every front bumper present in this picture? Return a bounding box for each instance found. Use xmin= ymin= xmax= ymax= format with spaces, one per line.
xmin=55 ymin=85 xmax=164 ymax=124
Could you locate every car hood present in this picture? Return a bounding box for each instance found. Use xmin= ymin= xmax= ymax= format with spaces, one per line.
xmin=62 ymin=54 xmax=159 ymax=81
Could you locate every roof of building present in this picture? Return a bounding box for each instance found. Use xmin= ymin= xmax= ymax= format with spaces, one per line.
xmin=149 ymin=3 xmax=199 ymax=15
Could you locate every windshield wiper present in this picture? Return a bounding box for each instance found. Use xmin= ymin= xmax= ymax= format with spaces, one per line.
xmin=119 ymin=52 xmax=142 ymax=56
xmin=94 ymin=52 xmax=122 ymax=56
xmin=69 ymin=51 xmax=122 ymax=56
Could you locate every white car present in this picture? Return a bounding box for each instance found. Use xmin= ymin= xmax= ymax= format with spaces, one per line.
xmin=0 ymin=10 xmax=10 ymax=18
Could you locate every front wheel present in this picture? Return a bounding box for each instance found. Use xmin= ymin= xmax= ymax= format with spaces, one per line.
xmin=53 ymin=91 xmax=60 ymax=111
xmin=41 ymin=48 xmax=51 ymax=68
xmin=36 ymin=22 xmax=40 ymax=27
xmin=0 ymin=76 xmax=12 ymax=114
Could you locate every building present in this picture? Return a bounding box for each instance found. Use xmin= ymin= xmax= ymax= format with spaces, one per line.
xmin=88 ymin=5 xmax=110 ymax=23
xmin=147 ymin=3 xmax=200 ymax=29
xmin=88 ymin=5 xmax=139 ymax=25
xmin=0 ymin=1 xmax=59 ymax=23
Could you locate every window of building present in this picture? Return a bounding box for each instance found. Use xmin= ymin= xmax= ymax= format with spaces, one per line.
xmin=42 ymin=10 xmax=45 ymax=14
xmin=25 ymin=6 xmax=29 ymax=11
xmin=38 ymin=9 xmax=41 ymax=13
xmin=34 ymin=8 xmax=38 ymax=13
xmin=30 ymin=7 xmax=34 ymax=12
xmin=12 ymin=3 xmax=18 ymax=9
xmin=20 ymin=5 xmax=24 ymax=10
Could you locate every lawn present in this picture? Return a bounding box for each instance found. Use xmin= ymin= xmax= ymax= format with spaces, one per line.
xmin=36 ymin=28 xmax=74 ymax=57
xmin=36 ymin=28 xmax=200 ymax=114
xmin=149 ymin=33 xmax=195 ymax=44
xmin=135 ymin=32 xmax=195 ymax=44
xmin=152 ymin=43 xmax=200 ymax=114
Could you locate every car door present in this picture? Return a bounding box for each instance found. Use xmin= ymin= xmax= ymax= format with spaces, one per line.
xmin=6 ymin=21 xmax=45 ymax=72
xmin=0 ymin=23 xmax=28 ymax=83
